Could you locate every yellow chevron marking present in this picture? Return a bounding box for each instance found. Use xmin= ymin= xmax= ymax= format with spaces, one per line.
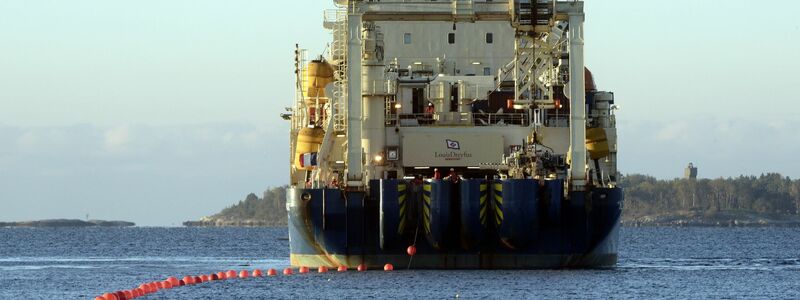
xmin=494 ymin=194 xmax=503 ymax=205
xmin=423 ymin=184 xmax=431 ymax=192
xmin=398 ymin=218 xmax=406 ymax=234
xmin=495 ymin=207 xmax=504 ymax=225
xmin=423 ymin=195 xmax=431 ymax=204
xmin=399 ymin=204 xmax=406 ymax=217
xmin=494 ymin=183 xmax=503 ymax=192
xmin=480 ymin=184 xmax=487 ymax=192
xmin=398 ymin=194 xmax=406 ymax=204
xmin=398 ymin=184 xmax=406 ymax=192
xmin=423 ymin=207 xmax=431 ymax=233
xmin=480 ymin=195 xmax=487 ymax=205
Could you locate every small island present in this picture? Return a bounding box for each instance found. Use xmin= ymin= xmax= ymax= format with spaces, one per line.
xmin=185 ymin=172 xmax=800 ymax=228
xmin=183 ymin=187 xmax=287 ymax=227
xmin=0 ymin=219 xmax=135 ymax=228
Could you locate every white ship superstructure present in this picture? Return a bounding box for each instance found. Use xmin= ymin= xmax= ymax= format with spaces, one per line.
xmin=289 ymin=0 xmax=618 ymax=191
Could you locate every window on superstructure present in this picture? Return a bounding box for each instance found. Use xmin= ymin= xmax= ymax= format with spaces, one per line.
xmin=448 ymin=33 xmax=455 ymax=44
xmin=404 ymin=33 xmax=412 ymax=44
xmin=486 ymin=33 xmax=493 ymax=44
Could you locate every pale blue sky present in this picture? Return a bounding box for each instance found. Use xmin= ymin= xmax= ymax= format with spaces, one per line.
xmin=1 ymin=0 xmax=799 ymax=225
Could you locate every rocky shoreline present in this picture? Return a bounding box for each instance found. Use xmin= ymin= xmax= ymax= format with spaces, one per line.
xmin=623 ymin=211 xmax=800 ymax=227
xmin=182 ymin=217 xmax=284 ymax=228
xmin=0 ymin=219 xmax=135 ymax=228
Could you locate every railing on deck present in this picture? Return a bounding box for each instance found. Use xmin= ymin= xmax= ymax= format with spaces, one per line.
xmin=387 ymin=112 xmax=529 ymax=127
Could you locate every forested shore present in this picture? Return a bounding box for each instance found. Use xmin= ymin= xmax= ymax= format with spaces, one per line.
xmin=621 ymin=173 xmax=800 ymax=226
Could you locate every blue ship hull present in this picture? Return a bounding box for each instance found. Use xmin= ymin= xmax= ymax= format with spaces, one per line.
xmin=287 ymin=179 xmax=622 ymax=269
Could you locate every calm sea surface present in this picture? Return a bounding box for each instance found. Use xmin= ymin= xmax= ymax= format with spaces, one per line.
xmin=1 ymin=227 xmax=799 ymax=299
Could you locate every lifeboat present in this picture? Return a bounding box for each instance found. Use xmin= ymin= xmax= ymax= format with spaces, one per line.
xmin=294 ymin=127 xmax=324 ymax=171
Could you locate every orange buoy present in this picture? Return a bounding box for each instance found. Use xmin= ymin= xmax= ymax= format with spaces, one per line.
xmin=179 ymin=279 xmax=186 ymax=286
xmin=283 ymin=268 xmax=293 ymax=275
xmin=210 ymin=273 xmax=219 ymax=280
xmin=132 ymin=288 xmax=141 ymax=297
xmin=167 ymin=276 xmax=179 ymax=287
xmin=357 ymin=264 xmax=367 ymax=272
xmin=252 ymin=269 xmax=263 ymax=277
xmin=162 ymin=280 xmax=173 ymax=289
xmin=149 ymin=282 xmax=159 ymax=292
xmin=201 ymin=274 xmax=210 ymax=282
xmin=112 ymin=291 xmax=125 ymax=300
xmin=299 ymin=266 xmax=309 ymax=274
xmin=337 ymin=265 xmax=347 ymax=272
xmin=123 ymin=290 xmax=133 ymax=299
xmin=318 ymin=266 xmax=328 ymax=273
xmin=102 ymin=293 xmax=117 ymax=300
xmin=182 ymin=276 xmax=194 ymax=285
xmin=137 ymin=284 xmax=148 ymax=294
xmin=239 ymin=270 xmax=250 ymax=278
xmin=407 ymin=245 xmax=417 ymax=256
xmin=216 ymin=271 xmax=226 ymax=280
xmin=194 ymin=276 xmax=202 ymax=283
xmin=267 ymin=268 xmax=277 ymax=276
xmin=156 ymin=281 xmax=166 ymax=289
xmin=384 ymin=263 xmax=394 ymax=271
xmin=226 ymin=270 xmax=237 ymax=279
xmin=95 ymin=297 xmax=105 ymax=300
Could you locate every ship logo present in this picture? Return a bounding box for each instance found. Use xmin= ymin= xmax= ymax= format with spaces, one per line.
xmin=445 ymin=139 xmax=461 ymax=150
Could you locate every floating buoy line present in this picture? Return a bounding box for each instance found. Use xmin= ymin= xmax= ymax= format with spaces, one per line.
xmin=94 ymin=260 xmax=401 ymax=299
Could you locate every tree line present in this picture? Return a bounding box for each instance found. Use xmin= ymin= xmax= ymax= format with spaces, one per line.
xmin=183 ymin=186 xmax=288 ymax=227
xmin=621 ymin=173 xmax=800 ymax=218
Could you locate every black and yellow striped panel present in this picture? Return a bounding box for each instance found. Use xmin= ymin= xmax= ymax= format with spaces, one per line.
xmin=479 ymin=183 xmax=489 ymax=227
xmin=397 ymin=183 xmax=407 ymax=234
xmin=493 ymin=183 xmax=504 ymax=226
xmin=423 ymin=183 xmax=432 ymax=234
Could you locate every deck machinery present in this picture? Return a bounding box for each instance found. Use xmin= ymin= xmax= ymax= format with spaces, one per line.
xmin=285 ymin=0 xmax=622 ymax=268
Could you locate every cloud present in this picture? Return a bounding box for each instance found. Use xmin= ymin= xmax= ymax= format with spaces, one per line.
xmin=103 ymin=126 xmax=130 ymax=152
xmin=619 ymin=117 xmax=800 ymax=179
xmin=654 ymin=121 xmax=690 ymax=142
xmin=0 ymin=122 xmax=289 ymax=226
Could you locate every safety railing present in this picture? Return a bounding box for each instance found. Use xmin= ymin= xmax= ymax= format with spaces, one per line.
xmin=387 ymin=112 xmax=529 ymax=127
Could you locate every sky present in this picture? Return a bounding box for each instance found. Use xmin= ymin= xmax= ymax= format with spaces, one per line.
xmin=0 ymin=0 xmax=798 ymax=225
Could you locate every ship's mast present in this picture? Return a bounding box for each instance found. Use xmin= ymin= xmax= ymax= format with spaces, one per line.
xmin=566 ymin=11 xmax=587 ymax=191
xmin=345 ymin=8 xmax=364 ymax=187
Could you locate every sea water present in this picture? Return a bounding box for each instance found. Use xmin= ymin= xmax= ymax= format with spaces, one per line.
xmin=1 ymin=227 xmax=799 ymax=299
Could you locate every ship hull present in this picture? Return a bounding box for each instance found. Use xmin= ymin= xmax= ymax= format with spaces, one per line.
xmin=287 ymin=179 xmax=622 ymax=269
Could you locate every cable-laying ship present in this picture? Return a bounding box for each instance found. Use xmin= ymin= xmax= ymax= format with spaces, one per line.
xmin=284 ymin=0 xmax=622 ymax=269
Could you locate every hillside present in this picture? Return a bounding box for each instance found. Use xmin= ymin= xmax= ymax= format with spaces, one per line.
xmin=183 ymin=186 xmax=287 ymax=227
